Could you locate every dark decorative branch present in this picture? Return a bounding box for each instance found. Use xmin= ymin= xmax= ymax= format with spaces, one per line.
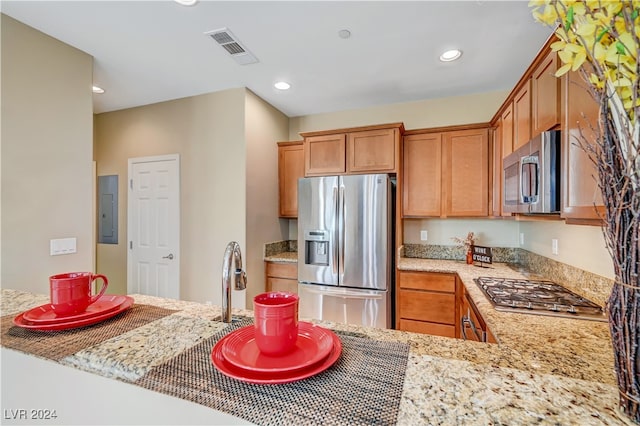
xmin=595 ymin=98 xmax=639 ymax=423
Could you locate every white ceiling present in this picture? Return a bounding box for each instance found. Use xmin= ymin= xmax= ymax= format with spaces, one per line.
xmin=1 ymin=0 xmax=554 ymax=117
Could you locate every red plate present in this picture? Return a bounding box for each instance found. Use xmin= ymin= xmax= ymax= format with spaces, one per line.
xmin=211 ymin=327 xmax=341 ymax=384
xmin=13 ymin=296 xmax=134 ymax=331
xmin=22 ymin=295 xmax=129 ymax=324
xmin=221 ymin=322 xmax=334 ymax=373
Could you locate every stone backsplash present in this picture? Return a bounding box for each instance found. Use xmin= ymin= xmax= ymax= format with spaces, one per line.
xmin=264 ymin=240 xmax=297 ymax=257
xmin=402 ymin=244 xmax=614 ymax=307
xmin=402 ymin=244 xmax=520 ymax=264
xmin=264 ymin=240 xmax=613 ymax=307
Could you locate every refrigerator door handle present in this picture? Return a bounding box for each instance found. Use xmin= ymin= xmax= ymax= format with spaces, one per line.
xmin=332 ymin=185 xmax=339 ymax=275
xmin=338 ymin=185 xmax=345 ymax=278
xmin=299 ymin=284 xmax=385 ymax=299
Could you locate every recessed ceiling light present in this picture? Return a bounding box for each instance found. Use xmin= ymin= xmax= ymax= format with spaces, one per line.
xmin=274 ymin=81 xmax=291 ymax=90
xmin=92 ymin=85 xmax=105 ymax=94
xmin=174 ymin=0 xmax=198 ymax=6
xmin=439 ymin=49 xmax=462 ymax=62
xmin=338 ymin=29 xmax=351 ymax=39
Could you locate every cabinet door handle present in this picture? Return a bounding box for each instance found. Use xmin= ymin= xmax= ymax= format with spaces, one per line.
xmin=461 ymin=315 xmax=482 ymax=341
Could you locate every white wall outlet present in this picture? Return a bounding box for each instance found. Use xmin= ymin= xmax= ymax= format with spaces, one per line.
xmin=519 ymin=233 xmax=524 ymax=245
xmin=420 ymin=230 xmax=428 ymax=241
xmin=50 ymin=237 xmax=77 ymax=256
xmin=551 ymin=239 xmax=559 ymax=255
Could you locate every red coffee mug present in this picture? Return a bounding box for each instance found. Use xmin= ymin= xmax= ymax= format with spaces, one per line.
xmin=253 ymin=291 xmax=299 ymax=356
xmin=49 ymin=272 xmax=109 ymax=316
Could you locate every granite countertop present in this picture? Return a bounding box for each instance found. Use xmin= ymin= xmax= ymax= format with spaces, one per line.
xmin=0 ymin=286 xmax=631 ymax=425
xmin=264 ymin=251 xmax=298 ymax=263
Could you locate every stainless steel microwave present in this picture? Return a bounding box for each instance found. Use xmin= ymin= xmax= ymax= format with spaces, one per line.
xmin=503 ymin=130 xmax=561 ymax=214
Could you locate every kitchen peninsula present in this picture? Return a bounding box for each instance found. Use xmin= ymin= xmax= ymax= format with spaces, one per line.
xmin=1 ymin=265 xmax=631 ymax=426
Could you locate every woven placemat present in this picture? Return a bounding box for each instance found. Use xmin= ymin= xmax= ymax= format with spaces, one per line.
xmin=1 ymin=304 xmax=177 ymax=361
xmin=135 ymin=321 xmax=409 ymax=426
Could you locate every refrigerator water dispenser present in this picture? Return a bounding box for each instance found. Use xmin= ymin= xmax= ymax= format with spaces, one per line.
xmin=304 ymin=230 xmax=330 ymax=266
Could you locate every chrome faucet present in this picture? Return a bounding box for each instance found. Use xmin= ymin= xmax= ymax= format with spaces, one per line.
xmin=221 ymin=241 xmax=247 ymax=323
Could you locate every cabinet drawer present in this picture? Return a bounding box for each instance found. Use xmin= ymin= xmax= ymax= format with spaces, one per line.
xmin=399 ymin=319 xmax=456 ymax=338
xmin=265 ymin=262 xmax=297 ymax=279
xmin=266 ymin=277 xmax=298 ymax=294
xmin=399 ymin=289 xmax=455 ymax=324
xmin=398 ymin=271 xmax=455 ymax=293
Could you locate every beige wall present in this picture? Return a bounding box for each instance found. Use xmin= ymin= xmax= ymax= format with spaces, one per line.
xmin=288 ymin=90 xmax=614 ymax=280
xmin=244 ymin=90 xmax=290 ymax=303
xmin=1 ymin=14 xmax=94 ymax=291
xmin=520 ymin=220 xmax=613 ymax=279
xmin=404 ymin=219 xmax=520 ymax=248
xmin=288 ymin=90 xmax=509 ymax=138
xmin=94 ymin=89 xmax=248 ymax=306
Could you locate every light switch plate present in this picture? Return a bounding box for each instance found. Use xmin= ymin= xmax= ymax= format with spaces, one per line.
xmin=420 ymin=230 xmax=428 ymax=241
xmin=50 ymin=238 xmax=77 ymax=256
xmin=551 ymin=239 xmax=559 ymax=255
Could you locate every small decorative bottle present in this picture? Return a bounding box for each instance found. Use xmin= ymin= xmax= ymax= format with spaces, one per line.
xmin=466 ymin=249 xmax=473 ymax=265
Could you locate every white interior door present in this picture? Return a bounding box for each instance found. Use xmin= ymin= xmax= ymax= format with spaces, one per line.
xmin=127 ymin=154 xmax=180 ymax=299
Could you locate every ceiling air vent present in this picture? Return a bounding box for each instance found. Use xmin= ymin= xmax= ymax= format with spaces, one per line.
xmin=204 ymin=27 xmax=258 ymax=65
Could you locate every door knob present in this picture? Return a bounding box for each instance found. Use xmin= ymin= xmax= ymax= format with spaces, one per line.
xmin=163 ymin=253 xmax=174 ymax=260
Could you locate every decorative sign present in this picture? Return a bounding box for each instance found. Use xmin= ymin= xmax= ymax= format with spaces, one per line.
xmin=472 ymin=245 xmax=493 ymax=265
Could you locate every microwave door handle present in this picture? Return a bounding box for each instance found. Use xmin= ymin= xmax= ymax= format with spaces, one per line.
xmin=520 ymin=157 xmax=534 ymax=203
xmin=519 ymin=157 xmax=527 ymax=203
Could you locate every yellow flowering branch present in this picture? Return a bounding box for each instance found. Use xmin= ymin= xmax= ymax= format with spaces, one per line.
xmin=530 ymin=0 xmax=639 ymax=188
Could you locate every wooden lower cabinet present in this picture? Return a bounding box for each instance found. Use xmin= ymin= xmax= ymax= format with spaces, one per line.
xmin=264 ymin=261 xmax=298 ymax=294
xmin=460 ymin=285 xmax=496 ymax=343
xmin=399 ymin=289 xmax=456 ymax=324
xmin=397 ymin=271 xmax=460 ymax=338
xmin=398 ymin=319 xmax=456 ymax=338
xmin=397 ymin=270 xmax=496 ymax=343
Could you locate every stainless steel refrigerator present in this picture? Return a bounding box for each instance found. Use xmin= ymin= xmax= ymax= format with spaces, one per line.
xmin=297 ymin=174 xmax=394 ymax=329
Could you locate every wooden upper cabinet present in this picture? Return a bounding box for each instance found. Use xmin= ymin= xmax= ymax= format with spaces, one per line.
xmin=513 ymin=80 xmax=532 ymax=150
xmin=490 ymin=124 xmax=504 ymax=217
xmin=402 ymin=132 xmax=442 ymax=217
xmin=301 ymin=123 xmax=403 ymax=177
xmin=402 ymin=125 xmax=489 ymax=218
xmin=443 ymin=128 xmax=489 ymax=217
xmin=501 ymin=102 xmax=514 ymax=158
xmin=304 ymin=133 xmax=346 ymax=176
xmin=561 ymin=69 xmax=604 ymax=223
xmin=277 ymin=141 xmax=304 ymax=218
xmin=347 ymin=128 xmax=397 ymax=173
xmin=532 ymin=50 xmax=560 ymax=134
